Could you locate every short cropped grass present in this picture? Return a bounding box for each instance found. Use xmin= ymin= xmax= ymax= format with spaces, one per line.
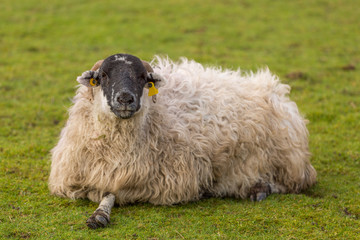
xmin=1 ymin=0 xmax=359 ymax=239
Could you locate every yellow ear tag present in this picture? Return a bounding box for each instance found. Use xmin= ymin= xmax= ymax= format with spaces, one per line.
xmin=90 ymin=78 xmax=98 ymax=86
xmin=148 ymin=82 xmax=158 ymax=97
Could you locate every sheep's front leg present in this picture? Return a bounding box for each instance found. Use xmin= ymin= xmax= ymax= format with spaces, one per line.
xmin=86 ymin=193 xmax=115 ymax=229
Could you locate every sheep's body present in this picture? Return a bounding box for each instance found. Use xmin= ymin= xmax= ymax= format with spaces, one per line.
xmin=49 ymin=57 xmax=316 ymax=206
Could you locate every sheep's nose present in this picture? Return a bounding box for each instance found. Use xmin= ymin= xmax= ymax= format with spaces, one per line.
xmin=117 ymin=92 xmax=135 ymax=105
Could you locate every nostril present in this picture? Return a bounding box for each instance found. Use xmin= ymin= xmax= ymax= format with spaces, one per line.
xmin=117 ymin=92 xmax=135 ymax=105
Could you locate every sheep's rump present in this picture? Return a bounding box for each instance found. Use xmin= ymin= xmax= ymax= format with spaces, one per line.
xmin=49 ymin=57 xmax=316 ymax=205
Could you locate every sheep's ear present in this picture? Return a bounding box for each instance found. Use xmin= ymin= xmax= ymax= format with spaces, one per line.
xmin=145 ymin=72 xmax=166 ymax=102
xmin=141 ymin=60 xmax=154 ymax=73
xmin=76 ymin=60 xmax=104 ymax=88
xmin=76 ymin=70 xmax=100 ymax=88
xmin=146 ymin=72 xmax=166 ymax=89
xmin=141 ymin=60 xmax=166 ymax=89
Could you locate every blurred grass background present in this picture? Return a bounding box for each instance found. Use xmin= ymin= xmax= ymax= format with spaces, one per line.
xmin=0 ymin=0 xmax=359 ymax=239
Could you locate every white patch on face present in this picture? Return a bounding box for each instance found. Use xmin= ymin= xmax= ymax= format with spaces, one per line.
xmin=114 ymin=55 xmax=132 ymax=65
xmin=94 ymin=88 xmax=113 ymax=117
xmin=101 ymin=91 xmax=111 ymax=113
xmin=111 ymin=83 xmax=116 ymax=107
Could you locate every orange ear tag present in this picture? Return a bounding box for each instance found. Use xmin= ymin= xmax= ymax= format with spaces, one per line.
xmin=90 ymin=78 xmax=98 ymax=86
xmin=148 ymin=82 xmax=158 ymax=97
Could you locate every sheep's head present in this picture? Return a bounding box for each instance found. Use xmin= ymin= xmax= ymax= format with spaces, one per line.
xmin=77 ymin=54 xmax=164 ymax=119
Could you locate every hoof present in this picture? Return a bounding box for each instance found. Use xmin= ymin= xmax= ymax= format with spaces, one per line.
xmin=86 ymin=209 xmax=110 ymax=229
xmin=249 ymin=182 xmax=272 ymax=202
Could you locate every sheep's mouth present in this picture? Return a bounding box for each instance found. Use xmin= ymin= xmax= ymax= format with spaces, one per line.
xmin=113 ymin=110 xmax=135 ymax=119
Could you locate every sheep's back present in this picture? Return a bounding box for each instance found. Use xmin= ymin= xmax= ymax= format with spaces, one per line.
xmin=150 ymin=57 xmax=309 ymax=185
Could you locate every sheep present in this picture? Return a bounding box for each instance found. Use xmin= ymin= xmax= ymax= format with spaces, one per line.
xmin=49 ymin=53 xmax=316 ymax=229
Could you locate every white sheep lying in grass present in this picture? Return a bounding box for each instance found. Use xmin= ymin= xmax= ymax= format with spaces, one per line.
xmin=49 ymin=53 xmax=316 ymax=229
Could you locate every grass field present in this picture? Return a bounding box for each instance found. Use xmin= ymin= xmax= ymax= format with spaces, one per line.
xmin=1 ymin=0 xmax=359 ymax=239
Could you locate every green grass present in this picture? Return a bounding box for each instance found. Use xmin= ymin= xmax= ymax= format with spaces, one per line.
xmin=1 ymin=0 xmax=359 ymax=239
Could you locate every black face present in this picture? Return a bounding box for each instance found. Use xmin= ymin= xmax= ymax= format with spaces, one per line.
xmin=98 ymin=54 xmax=148 ymax=119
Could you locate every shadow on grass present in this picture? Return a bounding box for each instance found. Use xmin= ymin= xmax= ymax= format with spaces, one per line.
xmin=303 ymin=182 xmax=325 ymax=199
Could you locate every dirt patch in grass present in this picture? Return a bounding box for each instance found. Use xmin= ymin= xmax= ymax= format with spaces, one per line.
xmin=341 ymin=64 xmax=356 ymax=71
xmin=286 ymin=71 xmax=306 ymax=80
xmin=343 ymin=207 xmax=359 ymax=220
